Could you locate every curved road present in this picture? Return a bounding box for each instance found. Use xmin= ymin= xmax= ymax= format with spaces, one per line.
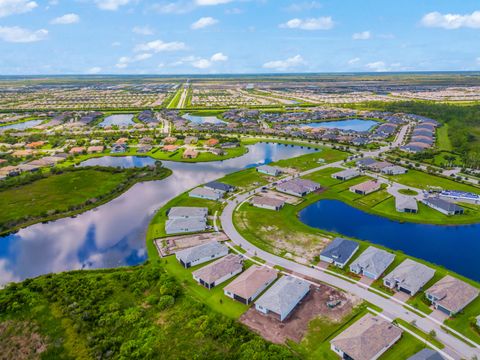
xmin=220 ymin=162 xmax=480 ymax=360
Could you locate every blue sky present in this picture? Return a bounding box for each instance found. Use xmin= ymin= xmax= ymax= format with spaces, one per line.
xmin=0 ymin=0 xmax=479 ymax=75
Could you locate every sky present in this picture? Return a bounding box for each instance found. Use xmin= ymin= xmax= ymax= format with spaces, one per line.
xmin=0 ymin=0 xmax=480 ymax=75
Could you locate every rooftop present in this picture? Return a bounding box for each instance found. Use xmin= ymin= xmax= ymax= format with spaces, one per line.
xmin=321 ymin=237 xmax=359 ymax=264
xmin=223 ymin=265 xmax=277 ymax=299
xmin=192 ymin=254 xmax=243 ymax=283
xmin=384 ymin=259 xmax=435 ymax=291
xmin=176 ymin=241 xmax=227 ymax=264
xmin=426 ymin=275 xmax=479 ymax=314
xmin=350 ymin=246 xmax=395 ymax=276
xmin=168 ymin=207 xmax=208 ymax=219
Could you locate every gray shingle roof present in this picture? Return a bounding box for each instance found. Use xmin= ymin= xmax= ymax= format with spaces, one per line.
xmin=350 ymin=246 xmax=395 ymax=276
xmin=384 ymin=259 xmax=435 ymax=291
xmin=168 ymin=207 xmax=208 ymax=219
xmin=321 ymin=238 xmax=359 ymax=264
xmin=407 ymin=349 xmax=445 ymax=360
xmin=423 ymin=198 xmax=464 ymax=213
xmin=176 ymin=241 xmax=227 ymax=264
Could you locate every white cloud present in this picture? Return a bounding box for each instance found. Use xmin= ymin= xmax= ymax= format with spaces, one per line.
xmin=0 ymin=26 xmax=48 ymax=43
xmin=365 ymin=61 xmax=404 ymax=72
xmin=421 ymin=11 xmax=480 ymax=29
xmin=152 ymin=1 xmax=195 ymax=14
xmin=134 ymin=39 xmax=186 ymax=53
xmin=51 ymin=13 xmax=80 ymax=25
xmin=195 ymin=0 xmax=232 ymax=5
xmin=348 ymin=57 xmax=360 ymax=65
xmin=0 ymin=259 xmax=19 ymax=288
xmin=0 ymin=0 xmax=37 ymax=18
xmin=86 ymin=66 xmax=102 ymax=74
xmin=132 ymin=26 xmax=154 ymax=35
xmin=191 ymin=16 xmax=218 ymax=30
xmin=192 ymin=58 xmax=211 ymax=69
xmin=263 ymin=54 xmax=305 ymax=71
xmin=352 ymin=30 xmax=371 ymax=40
xmin=211 ymin=52 xmax=227 ymax=62
xmin=115 ymin=52 xmax=152 ymax=68
xmin=111 ymin=41 xmax=121 ymax=47
xmin=280 ymin=17 xmax=334 ymax=30
xmin=284 ymin=1 xmax=322 ymax=12
xmin=95 ymin=0 xmax=130 ymax=11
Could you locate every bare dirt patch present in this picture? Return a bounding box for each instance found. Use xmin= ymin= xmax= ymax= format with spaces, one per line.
xmin=240 ymin=284 xmax=361 ymax=344
xmin=155 ymin=231 xmax=229 ymax=256
xmin=0 ymin=320 xmax=48 ymax=360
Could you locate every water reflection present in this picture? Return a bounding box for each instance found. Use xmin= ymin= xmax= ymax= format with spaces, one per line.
xmin=0 ymin=143 xmax=315 ymax=285
xmin=0 ymin=120 xmax=43 ymax=131
xmin=300 ymin=118 xmax=378 ymax=132
xmin=98 ymin=114 xmax=134 ymax=127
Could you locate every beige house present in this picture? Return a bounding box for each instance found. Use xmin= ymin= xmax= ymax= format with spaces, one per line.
xmin=350 ymin=180 xmax=381 ymax=195
xmin=224 ymin=265 xmax=277 ymax=304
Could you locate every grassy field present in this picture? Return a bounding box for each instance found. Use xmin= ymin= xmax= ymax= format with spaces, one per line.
xmin=0 ymin=169 xmax=129 ymax=229
xmin=378 ymin=332 xmax=427 ymax=360
xmin=436 ymin=124 xmax=453 ymax=152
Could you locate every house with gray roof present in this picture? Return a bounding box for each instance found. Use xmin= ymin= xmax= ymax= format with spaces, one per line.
xmin=189 ymin=187 xmax=223 ymax=201
xmin=168 ymin=207 xmax=208 ymax=220
xmin=425 ymin=275 xmax=479 ymax=316
xmin=381 ymin=165 xmax=408 ymax=175
xmin=175 ymin=241 xmax=228 ymax=268
xmin=395 ymin=195 xmax=418 ymax=213
xmin=383 ymin=259 xmax=435 ymax=295
xmin=204 ymin=181 xmax=235 ymax=193
xmin=256 ymin=165 xmax=282 ymax=176
xmin=331 ymin=168 xmax=360 ymax=181
xmin=251 ymin=196 xmax=285 ymax=211
xmin=422 ymin=197 xmax=464 ymax=216
xmin=330 ymin=313 xmax=403 ymax=360
xmin=276 ymin=178 xmax=320 ymax=197
xmin=165 ymin=218 xmax=207 ymax=235
xmin=349 ymin=246 xmax=395 ymax=280
xmin=407 ymin=349 xmax=445 ymax=360
xmin=192 ymin=254 xmax=243 ymax=289
xmin=320 ymin=238 xmax=359 ymax=269
xmin=356 ymin=157 xmax=377 ymax=167
xmin=255 ymin=275 xmax=310 ymax=321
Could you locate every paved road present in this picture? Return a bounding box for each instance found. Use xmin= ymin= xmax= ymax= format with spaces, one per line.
xmin=220 ymin=161 xmax=480 ymax=360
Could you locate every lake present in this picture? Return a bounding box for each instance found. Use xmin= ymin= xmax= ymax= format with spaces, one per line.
xmin=98 ymin=114 xmax=135 ymax=127
xmin=182 ymin=113 xmax=227 ymax=125
xmin=0 ymin=143 xmax=315 ymax=286
xmin=0 ymin=119 xmax=43 ymax=131
xmin=300 ymin=118 xmax=378 ymax=132
xmin=299 ymin=199 xmax=480 ymax=281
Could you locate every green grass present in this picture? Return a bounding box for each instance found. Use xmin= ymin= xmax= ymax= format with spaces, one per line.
xmin=395 ymin=318 xmax=444 ymax=349
xmin=398 ymin=188 xmax=419 ymax=196
xmin=0 ymin=169 xmax=128 ymax=228
xmin=444 ymin=295 xmax=480 ymax=344
xmin=436 ymin=124 xmax=453 ymax=152
xmin=379 ymin=332 xmax=427 ymax=360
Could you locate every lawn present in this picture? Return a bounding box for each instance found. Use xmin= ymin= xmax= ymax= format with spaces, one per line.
xmin=436 ymin=123 xmax=453 ymax=152
xmin=0 ymin=169 xmax=129 ymax=229
xmin=378 ymin=332 xmax=427 ymax=360
xmin=444 ymin=295 xmax=480 ymax=344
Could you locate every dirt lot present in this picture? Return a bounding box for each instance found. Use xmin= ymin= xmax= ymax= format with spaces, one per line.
xmin=240 ymin=284 xmax=361 ymax=344
xmin=260 ymin=189 xmax=303 ymax=205
xmin=155 ymin=232 xmax=229 ymax=256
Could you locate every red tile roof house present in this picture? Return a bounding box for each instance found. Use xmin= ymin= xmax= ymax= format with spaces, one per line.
xmin=87 ymin=146 xmax=104 ymax=154
xmin=162 ymin=145 xmax=179 ymax=152
xmin=69 ymin=147 xmax=86 ymax=155
xmin=349 ymin=180 xmax=381 ymax=195
xmin=205 ymin=138 xmax=219 ymax=147
xmin=192 ymin=254 xmax=243 ymax=290
xmin=224 ymin=265 xmax=277 ymax=304
xmin=26 ymin=141 xmax=45 ymax=149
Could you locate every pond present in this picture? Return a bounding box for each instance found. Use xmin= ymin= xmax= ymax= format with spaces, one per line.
xmin=300 ymin=118 xmax=378 ymax=132
xmin=182 ymin=113 xmax=227 ymax=125
xmin=299 ymin=199 xmax=480 ymax=281
xmin=98 ymin=114 xmax=135 ymax=127
xmin=0 ymin=143 xmax=315 ymax=286
xmin=0 ymin=119 xmax=43 ymax=131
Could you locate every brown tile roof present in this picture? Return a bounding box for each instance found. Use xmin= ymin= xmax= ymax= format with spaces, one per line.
xmin=192 ymin=254 xmax=243 ymax=284
xmin=331 ymin=314 xmax=402 ymax=360
xmin=223 ymin=265 xmax=277 ymax=300
xmin=350 ymin=180 xmax=380 ymax=193
xmin=426 ymin=275 xmax=479 ymax=314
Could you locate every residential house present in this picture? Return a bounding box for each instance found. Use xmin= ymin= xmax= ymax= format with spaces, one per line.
xmin=255 ymin=275 xmax=310 ymax=321
xmin=26 ymin=141 xmax=45 ymax=149
xmin=184 ymin=136 xmax=198 ymax=145
xmin=276 ymin=178 xmax=320 ymax=197
xmin=383 ymin=259 xmax=435 ymax=295
xmin=407 ymin=349 xmax=445 ymax=360
xmin=320 ymin=238 xmax=359 ymax=269
xmin=425 ymin=275 xmax=479 ymax=316
xmin=137 ymin=144 xmax=152 ymax=153
xmin=193 ymin=254 xmax=243 ymax=289
xmin=395 ymin=195 xmax=418 ymax=213
xmin=162 ymin=145 xmax=179 ymax=152
xmin=381 ymin=165 xmax=408 ymax=175
xmin=205 ymin=138 xmax=219 ymax=147
xmin=189 ymin=187 xmax=223 ymax=201
xmin=356 ymin=157 xmax=377 ymax=167
xmin=175 ymin=241 xmax=228 ymax=268
xmin=165 ymin=218 xmax=207 ymax=235
xmin=163 ymin=136 xmax=177 ymax=144
xmin=330 ymin=314 xmax=403 ymax=360
xmin=69 ymin=147 xmax=85 ymax=155
xmin=422 ymin=197 xmax=464 ymax=216
xmin=350 ymin=180 xmax=381 ymax=195
xmin=183 ymin=148 xmax=198 ymax=159
xmin=251 ymin=196 xmax=285 ymax=211
xmin=111 ymin=143 xmax=127 ymax=153
xmin=256 ymin=165 xmax=282 ymax=176
xmin=168 ymin=207 xmax=208 ymax=220
xmin=205 ymin=181 xmax=235 ymax=193
xmin=349 ymin=246 xmax=395 ymax=280
xmin=331 ymin=169 xmax=360 ymax=181
xmin=367 ymin=161 xmax=393 ymax=172
xmin=87 ymin=146 xmax=104 ymax=154
xmin=224 ymin=265 xmax=277 ymax=304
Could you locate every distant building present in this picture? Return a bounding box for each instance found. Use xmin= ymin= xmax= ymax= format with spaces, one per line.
xmin=175 ymin=241 xmax=228 ymax=268
xmin=349 ymin=180 xmax=381 ymax=195
xmin=320 ymin=238 xmax=359 ymax=269
xmin=331 ymin=169 xmax=359 ymax=181
xmin=204 ymin=181 xmax=235 ymax=193
xmin=168 ymin=207 xmax=208 ymax=220
xmin=383 ymin=259 xmax=435 ymax=296
xmin=395 ymin=195 xmax=418 ymax=213
xmin=276 ymin=178 xmax=320 ymax=197
xmin=255 ymin=275 xmax=310 ymax=321
xmin=189 ymin=187 xmax=223 ymax=201
xmin=251 ymin=196 xmax=285 ymax=211
xmin=422 ymin=197 xmax=464 ymax=216
xmin=165 ymin=218 xmax=207 ymax=235
xmin=256 ymin=165 xmax=282 ymax=176
xmin=381 ymin=165 xmax=408 ymax=175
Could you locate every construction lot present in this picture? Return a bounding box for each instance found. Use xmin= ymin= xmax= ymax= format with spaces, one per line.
xmin=260 ymin=189 xmax=303 ymax=205
xmin=240 ymin=284 xmax=361 ymax=344
xmin=155 ymin=232 xmax=229 ymax=257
